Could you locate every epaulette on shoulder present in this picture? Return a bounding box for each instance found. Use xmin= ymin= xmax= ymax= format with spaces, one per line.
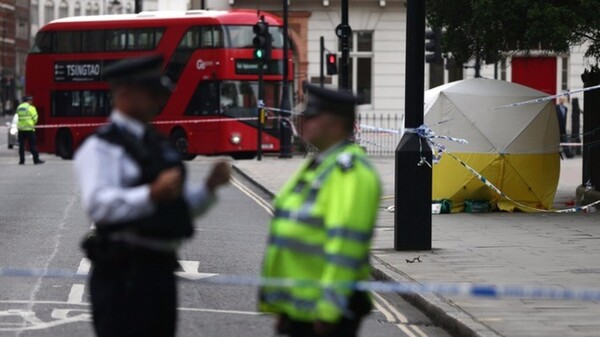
xmin=95 ymin=123 xmax=118 ymax=138
xmin=336 ymin=152 xmax=356 ymax=172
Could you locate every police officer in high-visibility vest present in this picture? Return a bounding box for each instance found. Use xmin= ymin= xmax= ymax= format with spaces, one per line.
xmin=74 ymin=55 xmax=230 ymax=337
xmin=16 ymin=95 xmax=44 ymax=165
xmin=259 ymin=84 xmax=381 ymax=337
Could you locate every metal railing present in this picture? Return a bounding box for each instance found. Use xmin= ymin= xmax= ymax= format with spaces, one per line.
xmin=357 ymin=113 xmax=403 ymax=157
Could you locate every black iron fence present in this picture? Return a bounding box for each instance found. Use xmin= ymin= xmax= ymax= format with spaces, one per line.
xmin=291 ymin=113 xmax=403 ymax=157
xmin=357 ymin=113 xmax=403 ymax=156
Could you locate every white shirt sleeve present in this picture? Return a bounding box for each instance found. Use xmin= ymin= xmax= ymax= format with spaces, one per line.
xmin=74 ymin=137 xmax=156 ymax=225
xmin=184 ymin=182 xmax=216 ymax=218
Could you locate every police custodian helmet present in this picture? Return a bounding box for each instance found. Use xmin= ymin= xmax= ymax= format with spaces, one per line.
xmin=302 ymin=83 xmax=357 ymax=121
xmin=103 ymin=54 xmax=175 ymax=93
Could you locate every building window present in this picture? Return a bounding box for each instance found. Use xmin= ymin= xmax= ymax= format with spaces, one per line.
xmin=500 ymin=58 xmax=507 ymax=81
xmin=31 ymin=0 xmax=39 ymax=26
xmin=126 ymin=2 xmax=133 ymax=13
xmin=85 ymin=2 xmax=93 ymax=15
xmin=44 ymin=0 xmax=55 ymax=24
xmin=16 ymin=17 xmax=28 ymax=39
xmin=59 ymin=1 xmax=68 ymax=18
xmin=93 ymin=3 xmax=100 ymax=15
xmin=74 ymin=2 xmax=81 ymax=16
xmin=339 ymin=31 xmax=373 ymax=105
xmin=561 ymin=57 xmax=569 ymax=91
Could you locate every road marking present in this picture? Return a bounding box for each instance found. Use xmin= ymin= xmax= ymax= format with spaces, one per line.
xmin=372 ymin=291 xmax=430 ymax=337
xmin=176 ymin=260 xmax=218 ymax=280
xmin=231 ymin=177 xmax=274 ymax=215
xmin=177 ymin=307 xmax=264 ymax=316
xmin=76 ymin=258 xmax=90 ymax=275
xmin=67 ymin=284 xmax=85 ymax=304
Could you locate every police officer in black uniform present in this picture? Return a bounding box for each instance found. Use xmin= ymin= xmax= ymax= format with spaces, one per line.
xmin=74 ymin=55 xmax=230 ymax=337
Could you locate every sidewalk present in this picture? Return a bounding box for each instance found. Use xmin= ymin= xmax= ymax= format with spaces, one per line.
xmin=234 ymin=155 xmax=600 ymax=337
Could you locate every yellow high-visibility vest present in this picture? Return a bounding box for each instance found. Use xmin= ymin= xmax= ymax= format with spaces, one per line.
xmin=16 ymin=103 xmax=38 ymax=131
xmin=259 ymin=142 xmax=381 ymax=323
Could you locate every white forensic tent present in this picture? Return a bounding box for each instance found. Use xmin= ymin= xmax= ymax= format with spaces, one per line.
xmin=424 ymin=78 xmax=561 ymax=212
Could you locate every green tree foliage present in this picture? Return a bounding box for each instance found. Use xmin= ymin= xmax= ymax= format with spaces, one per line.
xmin=426 ymin=0 xmax=600 ymax=64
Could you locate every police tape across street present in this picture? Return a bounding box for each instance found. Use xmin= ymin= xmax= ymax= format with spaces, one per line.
xmin=2 ymin=266 xmax=600 ymax=302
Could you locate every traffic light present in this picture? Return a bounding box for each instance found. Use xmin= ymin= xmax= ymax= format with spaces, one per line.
xmin=253 ymin=17 xmax=272 ymax=61
xmin=326 ymin=53 xmax=338 ymax=75
xmin=425 ymin=29 xmax=443 ymax=64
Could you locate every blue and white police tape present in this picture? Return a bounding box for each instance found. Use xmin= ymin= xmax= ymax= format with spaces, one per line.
xmin=443 ymin=151 xmax=600 ymax=213
xmin=491 ymin=83 xmax=600 ymax=111
xmin=405 ymin=125 xmax=469 ymax=167
xmin=358 ymin=123 xmax=600 ymax=214
xmin=2 ymin=266 xmax=600 ymax=301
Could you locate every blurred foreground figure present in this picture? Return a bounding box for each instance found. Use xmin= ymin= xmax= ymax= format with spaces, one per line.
xmin=259 ymin=84 xmax=381 ymax=337
xmin=74 ymin=55 xmax=230 ymax=337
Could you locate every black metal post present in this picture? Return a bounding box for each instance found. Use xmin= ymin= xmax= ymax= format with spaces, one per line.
xmin=201 ymin=0 xmax=206 ymax=9
xmin=257 ymin=60 xmax=264 ymax=161
xmin=394 ymin=0 xmax=431 ymax=251
xmin=279 ymin=0 xmax=293 ymax=158
xmin=320 ymin=36 xmax=325 ymax=87
xmin=339 ymin=0 xmax=350 ymax=91
xmin=135 ymin=0 xmax=142 ymax=13
xmin=1 ymin=20 xmax=5 ymax=116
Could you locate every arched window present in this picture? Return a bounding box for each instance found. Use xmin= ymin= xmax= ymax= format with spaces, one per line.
xmin=85 ymin=2 xmax=93 ymax=15
xmin=74 ymin=2 xmax=81 ymax=16
xmin=44 ymin=0 xmax=55 ymax=24
xmin=126 ymin=2 xmax=133 ymax=14
xmin=59 ymin=0 xmax=68 ymax=18
xmin=92 ymin=2 xmax=100 ymax=15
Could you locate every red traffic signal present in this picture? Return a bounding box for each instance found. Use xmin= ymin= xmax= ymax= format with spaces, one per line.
xmin=326 ymin=53 xmax=338 ymax=75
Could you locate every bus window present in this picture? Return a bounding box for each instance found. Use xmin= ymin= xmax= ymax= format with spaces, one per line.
xmin=155 ymin=29 xmax=164 ymax=46
xmin=127 ymin=28 xmax=163 ymax=50
xmin=52 ymin=91 xmax=82 ymax=117
xmin=52 ymin=90 xmax=110 ymax=117
xmin=82 ymin=30 xmax=106 ymax=52
xmin=106 ymin=30 xmax=128 ymax=51
xmin=31 ymin=31 xmax=54 ymax=53
xmin=82 ymin=90 xmax=108 ymax=116
xmin=226 ymin=26 xmax=283 ymax=49
xmin=165 ymin=26 xmax=221 ymax=82
xmin=202 ymin=26 xmax=224 ymax=48
xmin=184 ymin=81 xmax=220 ymax=116
xmin=55 ymin=31 xmax=82 ymax=53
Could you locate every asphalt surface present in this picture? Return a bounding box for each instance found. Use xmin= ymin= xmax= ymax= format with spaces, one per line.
xmin=0 ymin=122 xmax=450 ymax=337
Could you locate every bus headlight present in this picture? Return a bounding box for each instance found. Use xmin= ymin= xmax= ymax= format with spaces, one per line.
xmin=9 ymin=128 xmax=17 ymax=136
xmin=230 ymin=133 xmax=242 ymax=145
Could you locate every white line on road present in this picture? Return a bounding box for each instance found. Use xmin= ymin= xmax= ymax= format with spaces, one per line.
xmin=76 ymin=258 xmax=90 ymax=275
xmin=67 ymin=284 xmax=85 ymax=304
xmin=372 ymin=291 xmax=429 ymax=337
xmin=231 ymin=177 xmax=274 ymax=215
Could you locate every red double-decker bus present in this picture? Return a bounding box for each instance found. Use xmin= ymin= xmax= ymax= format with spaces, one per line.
xmin=26 ymin=10 xmax=292 ymax=160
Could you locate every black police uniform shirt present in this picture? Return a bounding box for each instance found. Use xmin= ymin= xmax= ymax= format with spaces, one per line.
xmin=74 ymin=110 xmax=215 ymax=227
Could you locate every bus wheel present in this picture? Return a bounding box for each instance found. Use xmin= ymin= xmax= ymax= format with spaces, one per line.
xmin=231 ymin=152 xmax=257 ymax=160
xmin=170 ymin=129 xmax=196 ymax=161
xmin=56 ymin=129 xmax=74 ymax=160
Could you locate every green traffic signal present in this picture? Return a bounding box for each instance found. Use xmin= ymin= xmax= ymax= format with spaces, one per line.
xmin=254 ymin=48 xmax=265 ymax=60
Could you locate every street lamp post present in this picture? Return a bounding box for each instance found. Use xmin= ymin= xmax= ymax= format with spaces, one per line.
xmin=394 ymin=0 xmax=432 ymax=251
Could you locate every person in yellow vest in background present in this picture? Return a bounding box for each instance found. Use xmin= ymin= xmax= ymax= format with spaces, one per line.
xmin=259 ymin=84 xmax=381 ymax=337
xmin=17 ymin=95 xmax=44 ymax=165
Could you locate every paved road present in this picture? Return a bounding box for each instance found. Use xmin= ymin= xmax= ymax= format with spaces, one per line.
xmin=0 ymin=126 xmax=450 ymax=337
